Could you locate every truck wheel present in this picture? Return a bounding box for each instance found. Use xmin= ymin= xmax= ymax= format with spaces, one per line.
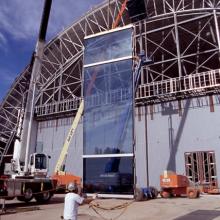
xmin=197 ymin=190 xmax=200 ymax=198
xmin=149 ymin=186 xmax=158 ymax=199
xmin=160 ymin=190 xmax=171 ymax=198
xmin=17 ymin=196 xmax=25 ymax=202
xmin=35 ymin=191 xmax=52 ymax=203
xmin=187 ymin=187 xmax=199 ymax=199
xmin=17 ymin=188 xmax=33 ymax=202
xmin=135 ymin=188 xmax=144 ymax=201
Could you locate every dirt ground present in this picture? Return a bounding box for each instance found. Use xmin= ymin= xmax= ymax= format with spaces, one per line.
xmin=1 ymin=194 xmax=220 ymax=220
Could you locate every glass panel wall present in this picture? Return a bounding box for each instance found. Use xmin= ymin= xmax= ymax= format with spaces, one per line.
xmin=84 ymin=157 xmax=133 ymax=194
xmin=83 ymin=27 xmax=134 ymax=195
xmin=84 ymin=28 xmax=132 ymax=65
xmin=84 ymin=60 xmax=133 ymax=155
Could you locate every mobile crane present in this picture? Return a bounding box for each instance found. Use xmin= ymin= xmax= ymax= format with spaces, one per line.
xmin=0 ymin=0 xmax=57 ymax=203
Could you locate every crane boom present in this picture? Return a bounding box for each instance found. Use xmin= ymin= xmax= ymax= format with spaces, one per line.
xmin=112 ymin=0 xmax=128 ymax=29
xmin=22 ymin=0 xmax=52 ymax=174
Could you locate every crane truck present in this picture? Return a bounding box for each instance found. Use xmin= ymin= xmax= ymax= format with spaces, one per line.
xmin=0 ymin=0 xmax=57 ymax=203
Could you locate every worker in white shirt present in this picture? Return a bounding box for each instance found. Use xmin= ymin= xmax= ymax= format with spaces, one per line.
xmin=63 ymin=182 xmax=96 ymax=220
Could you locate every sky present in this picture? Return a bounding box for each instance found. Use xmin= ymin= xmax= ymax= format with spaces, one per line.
xmin=0 ymin=0 xmax=103 ymax=103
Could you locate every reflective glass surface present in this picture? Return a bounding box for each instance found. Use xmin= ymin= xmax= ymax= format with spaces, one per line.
xmin=35 ymin=154 xmax=47 ymax=169
xmin=84 ymin=28 xmax=132 ymax=65
xmin=83 ymin=60 xmax=133 ymax=154
xmin=83 ymin=157 xmax=134 ymax=194
xmin=83 ymin=28 xmax=134 ymax=195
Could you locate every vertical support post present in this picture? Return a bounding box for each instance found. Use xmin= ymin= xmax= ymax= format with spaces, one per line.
xmin=150 ymin=105 xmax=154 ymax=120
xmin=209 ymin=95 xmax=215 ymax=112
xmin=178 ymin=100 xmax=182 ymax=116
xmin=108 ymin=0 xmax=110 ymax=30
xmin=144 ymin=105 xmax=149 ymax=187
xmin=174 ymin=12 xmax=182 ymax=77
xmin=139 ymin=21 xmax=144 ymax=85
xmin=58 ymin=66 xmax=63 ymax=102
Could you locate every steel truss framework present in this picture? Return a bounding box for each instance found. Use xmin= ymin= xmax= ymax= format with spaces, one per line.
xmin=0 ymin=0 xmax=220 ymax=163
xmin=185 ymin=151 xmax=218 ymax=188
xmin=135 ymin=0 xmax=220 ymax=104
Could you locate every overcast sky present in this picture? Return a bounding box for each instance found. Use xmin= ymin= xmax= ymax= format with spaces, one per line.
xmin=0 ymin=0 xmax=103 ymax=102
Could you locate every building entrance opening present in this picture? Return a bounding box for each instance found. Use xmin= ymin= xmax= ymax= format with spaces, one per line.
xmin=185 ymin=151 xmax=218 ymax=190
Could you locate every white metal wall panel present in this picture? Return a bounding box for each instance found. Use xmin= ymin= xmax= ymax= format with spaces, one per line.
xmin=36 ymin=117 xmax=83 ymax=177
xmin=147 ymin=95 xmax=220 ymax=188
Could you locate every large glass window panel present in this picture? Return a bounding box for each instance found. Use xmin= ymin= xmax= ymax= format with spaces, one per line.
xmin=84 ymin=102 xmax=133 ymax=154
xmin=83 ymin=60 xmax=133 ymax=155
xmin=83 ymin=27 xmax=134 ymax=195
xmin=84 ymin=60 xmax=133 ymax=97
xmin=84 ymin=28 xmax=132 ymax=65
xmin=83 ymin=157 xmax=134 ymax=194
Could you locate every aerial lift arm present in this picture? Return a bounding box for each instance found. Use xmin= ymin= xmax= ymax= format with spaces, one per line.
xmin=54 ymin=100 xmax=84 ymax=174
xmin=52 ymin=101 xmax=84 ymax=188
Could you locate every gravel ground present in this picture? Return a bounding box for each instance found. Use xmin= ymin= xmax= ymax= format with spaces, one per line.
xmin=1 ymin=194 xmax=220 ymax=220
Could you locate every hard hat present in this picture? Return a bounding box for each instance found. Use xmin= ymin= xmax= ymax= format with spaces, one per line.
xmin=68 ymin=182 xmax=76 ymax=192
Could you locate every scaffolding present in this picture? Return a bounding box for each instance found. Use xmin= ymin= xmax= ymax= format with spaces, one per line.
xmin=136 ymin=69 xmax=220 ymax=104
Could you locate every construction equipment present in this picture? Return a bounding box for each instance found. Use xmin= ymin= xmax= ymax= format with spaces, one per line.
xmin=52 ymin=100 xmax=83 ymax=190
xmin=135 ymin=187 xmax=158 ymax=201
xmin=0 ymin=0 xmax=57 ymax=203
xmin=112 ymin=0 xmax=128 ymax=29
xmin=160 ymin=171 xmax=200 ymax=199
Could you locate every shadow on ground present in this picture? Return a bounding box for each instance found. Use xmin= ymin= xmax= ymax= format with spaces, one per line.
xmin=0 ymin=195 xmax=65 ymax=215
xmin=174 ymin=210 xmax=220 ymax=220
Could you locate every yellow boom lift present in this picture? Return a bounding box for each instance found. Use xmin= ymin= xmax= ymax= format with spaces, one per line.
xmin=52 ymin=101 xmax=84 ymax=189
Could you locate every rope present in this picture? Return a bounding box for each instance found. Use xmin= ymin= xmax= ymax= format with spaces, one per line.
xmin=89 ymin=200 xmax=134 ymax=220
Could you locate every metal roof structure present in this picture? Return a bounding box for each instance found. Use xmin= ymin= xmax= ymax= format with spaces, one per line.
xmin=1 ymin=0 xmax=220 ymax=165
